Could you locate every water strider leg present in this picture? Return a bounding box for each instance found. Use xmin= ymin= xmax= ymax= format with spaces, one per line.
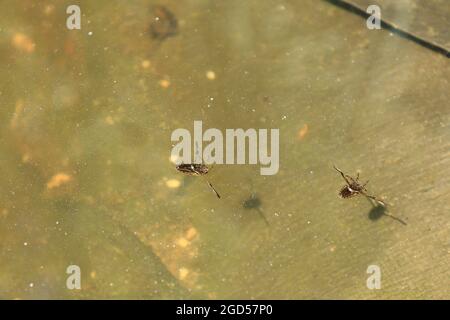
xmin=333 ymin=165 xmax=352 ymax=186
xmin=365 ymin=196 xmax=407 ymax=225
xmin=257 ymin=208 xmax=270 ymax=226
xmin=364 ymin=193 xmax=387 ymax=207
xmin=207 ymin=181 xmax=221 ymax=199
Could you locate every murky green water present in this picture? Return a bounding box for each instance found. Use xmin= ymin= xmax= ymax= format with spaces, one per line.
xmin=0 ymin=0 xmax=449 ymax=299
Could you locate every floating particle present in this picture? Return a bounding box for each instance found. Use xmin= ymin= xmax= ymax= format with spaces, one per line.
xmin=43 ymin=5 xmax=55 ymax=15
xmin=1 ymin=209 xmax=8 ymax=218
xmin=178 ymin=267 xmax=189 ymax=280
xmin=12 ymin=33 xmax=35 ymax=53
xmin=185 ymin=227 xmax=198 ymax=240
xmin=46 ymin=173 xmax=72 ymax=190
xmin=159 ymin=79 xmax=170 ymax=88
xmin=141 ymin=60 xmax=151 ymax=69
xmin=105 ymin=116 xmax=115 ymax=125
xmin=176 ymin=237 xmax=189 ymax=248
xmin=22 ymin=153 xmax=31 ymax=163
xmin=166 ymin=179 xmax=181 ymax=189
xmin=297 ymin=124 xmax=309 ymax=140
xmin=206 ymin=70 xmax=216 ymax=80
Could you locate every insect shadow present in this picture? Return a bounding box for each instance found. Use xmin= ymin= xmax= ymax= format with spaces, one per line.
xmin=149 ymin=5 xmax=178 ymax=41
xmin=242 ymin=192 xmax=270 ymax=226
xmin=367 ymin=203 xmax=386 ymax=221
xmin=366 ymin=197 xmax=407 ymax=225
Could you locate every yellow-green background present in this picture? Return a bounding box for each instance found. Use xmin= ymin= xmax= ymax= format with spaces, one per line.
xmin=0 ymin=0 xmax=448 ymax=299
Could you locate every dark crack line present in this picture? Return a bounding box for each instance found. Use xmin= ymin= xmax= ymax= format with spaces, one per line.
xmin=325 ymin=0 xmax=450 ymax=58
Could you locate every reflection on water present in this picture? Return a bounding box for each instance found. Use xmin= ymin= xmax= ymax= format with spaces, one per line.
xmin=0 ymin=0 xmax=449 ymax=299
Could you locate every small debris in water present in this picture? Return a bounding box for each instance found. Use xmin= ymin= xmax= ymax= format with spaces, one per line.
xmin=166 ymin=179 xmax=181 ymax=189
xmin=297 ymin=124 xmax=309 ymax=140
xmin=105 ymin=116 xmax=115 ymax=125
xmin=159 ymin=79 xmax=171 ymax=88
xmin=206 ymin=70 xmax=216 ymax=80
xmin=43 ymin=4 xmax=55 ymax=15
xmin=141 ymin=60 xmax=151 ymax=69
xmin=178 ymin=267 xmax=189 ymax=280
xmin=185 ymin=227 xmax=198 ymax=240
xmin=46 ymin=173 xmax=72 ymax=190
xmin=176 ymin=237 xmax=189 ymax=248
xmin=12 ymin=33 xmax=35 ymax=53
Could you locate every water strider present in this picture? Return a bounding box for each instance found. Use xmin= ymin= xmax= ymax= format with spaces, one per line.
xmin=333 ymin=165 xmax=387 ymax=205
xmin=333 ymin=165 xmax=407 ymax=225
xmin=175 ymin=163 xmax=221 ymax=199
